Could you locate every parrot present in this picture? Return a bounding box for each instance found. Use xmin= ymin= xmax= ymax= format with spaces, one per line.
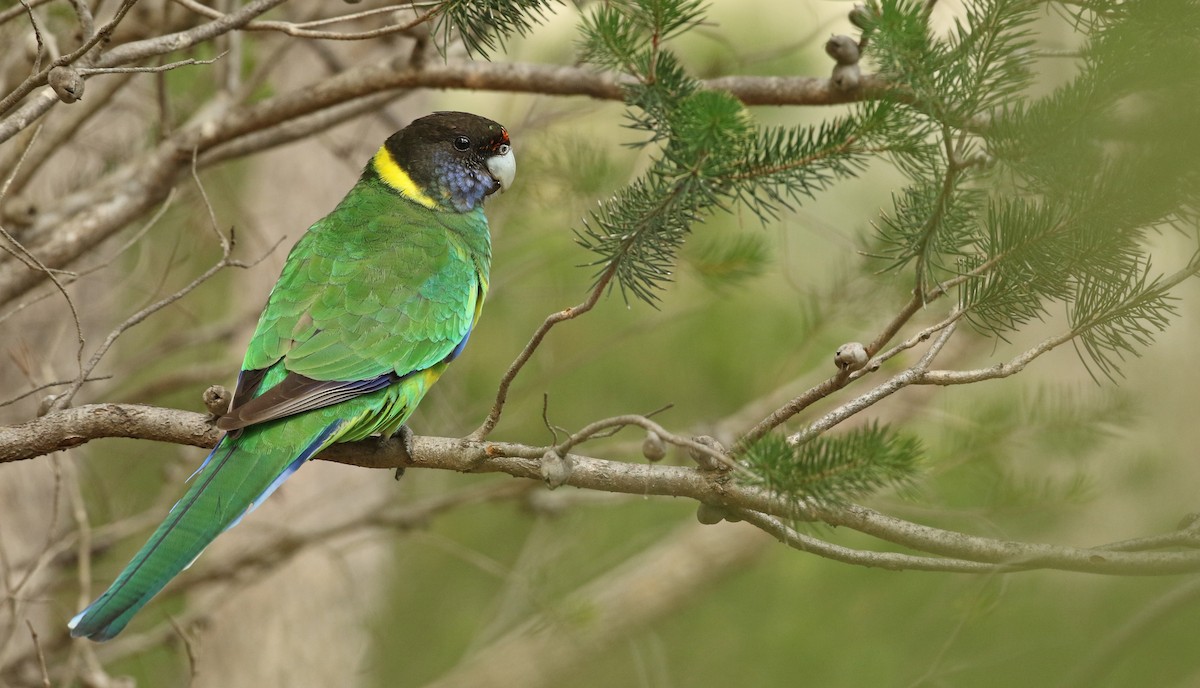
xmin=68 ymin=111 xmax=515 ymax=641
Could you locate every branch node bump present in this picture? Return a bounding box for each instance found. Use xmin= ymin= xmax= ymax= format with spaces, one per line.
xmin=540 ymin=449 xmax=573 ymax=490
xmin=36 ymin=394 xmax=61 ymax=417
xmin=202 ymin=385 xmax=231 ymax=417
xmin=825 ymin=35 xmax=862 ymax=91
xmin=834 ymin=342 xmax=869 ymax=372
xmin=849 ymin=4 xmax=873 ymax=31
xmin=825 ymin=35 xmax=861 ymax=66
xmin=688 ymin=435 xmax=729 ymax=472
xmin=48 ymin=66 xmax=85 ymax=103
xmin=642 ymin=431 xmax=667 ymax=462
xmin=696 ymin=502 xmax=742 ymax=525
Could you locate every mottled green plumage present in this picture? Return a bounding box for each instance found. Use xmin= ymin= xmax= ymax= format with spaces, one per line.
xmin=69 ymin=112 xmax=514 ymax=641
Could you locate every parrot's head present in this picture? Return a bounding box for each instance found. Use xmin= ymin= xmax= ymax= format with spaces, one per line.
xmin=375 ymin=111 xmax=515 ymax=213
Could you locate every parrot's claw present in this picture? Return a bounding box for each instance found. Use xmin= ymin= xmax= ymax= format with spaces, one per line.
xmin=388 ymin=425 xmax=414 ymax=480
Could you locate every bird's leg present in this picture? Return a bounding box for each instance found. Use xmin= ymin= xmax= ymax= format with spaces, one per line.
xmin=385 ymin=424 xmax=415 ymax=480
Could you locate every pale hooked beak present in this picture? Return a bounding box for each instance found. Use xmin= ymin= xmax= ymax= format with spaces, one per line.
xmin=486 ymin=146 xmax=516 ymax=192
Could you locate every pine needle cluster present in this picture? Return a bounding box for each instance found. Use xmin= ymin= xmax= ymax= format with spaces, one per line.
xmin=864 ymin=0 xmax=1200 ymax=378
xmin=742 ymin=425 xmax=922 ymax=507
xmin=438 ymin=0 xmax=1200 ymax=505
xmin=574 ymin=0 xmax=898 ymax=303
xmin=435 ymin=0 xmax=561 ymax=56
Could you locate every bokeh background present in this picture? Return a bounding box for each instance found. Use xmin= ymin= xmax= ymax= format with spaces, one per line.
xmin=1 ymin=1 xmax=1198 ymax=686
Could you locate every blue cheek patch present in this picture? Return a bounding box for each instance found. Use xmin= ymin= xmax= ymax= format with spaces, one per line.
xmin=434 ymin=152 xmax=496 ymax=212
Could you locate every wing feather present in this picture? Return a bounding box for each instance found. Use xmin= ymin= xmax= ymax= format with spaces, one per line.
xmin=219 ymin=193 xmax=488 ymax=433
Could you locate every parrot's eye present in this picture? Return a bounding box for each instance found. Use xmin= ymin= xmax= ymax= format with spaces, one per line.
xmin=453 ymin=136 xmax=471 ymax=151
xmin=497 ymin=143 xmax=511 ymax=156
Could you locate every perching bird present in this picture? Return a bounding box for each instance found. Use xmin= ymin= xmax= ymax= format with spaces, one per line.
xmin=69 ymin=111 xmax=515 ymax=641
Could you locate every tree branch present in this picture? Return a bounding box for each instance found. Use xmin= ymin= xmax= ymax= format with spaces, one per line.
xmin=6 ymin=402 xmax=1200 ymax=576
xmin=469 ymin=261 xmax=618 ymax=440
xmin=785 ymin=320 xmax=958 ymax=445
xmin=0 ymin=0 xmax=138 ymax=118
xmin=737 ymin=509 xmax=998 ymax=572
xmin=0 ymin=60 xmax=886 ymax=309
xmin=0 ymin=0 xmax=288 ymax=145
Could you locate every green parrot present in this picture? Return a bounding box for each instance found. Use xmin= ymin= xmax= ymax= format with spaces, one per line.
xmin=69 ymin=111 xmax=515 ymax=641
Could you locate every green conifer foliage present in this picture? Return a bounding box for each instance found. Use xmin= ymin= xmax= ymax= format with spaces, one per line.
xmin=436 ymin=0 xmax=1200 ymax=503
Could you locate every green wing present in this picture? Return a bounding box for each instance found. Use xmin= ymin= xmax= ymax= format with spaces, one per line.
xmin=220 ymin=184 xmax=489 ymax=431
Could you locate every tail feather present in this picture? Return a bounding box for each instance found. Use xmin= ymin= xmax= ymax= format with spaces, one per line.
xmin=69 ymin=421 xmax=340 ymax=641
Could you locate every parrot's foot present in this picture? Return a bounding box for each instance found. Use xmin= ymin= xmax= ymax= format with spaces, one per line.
xmin=387 ymin=425 xmax=414 ymax=481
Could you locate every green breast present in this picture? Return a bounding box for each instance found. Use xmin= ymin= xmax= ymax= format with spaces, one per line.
xmin=240 ymin=174 xmax=492 ymax=384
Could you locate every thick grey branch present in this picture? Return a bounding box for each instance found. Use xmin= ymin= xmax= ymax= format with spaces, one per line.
xmin=0 ymin=404 xmax=218 ymax=462
xmin=6 ymin=402 xmax=1200 ymax=576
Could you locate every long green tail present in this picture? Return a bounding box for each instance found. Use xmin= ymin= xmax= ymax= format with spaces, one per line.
xmin=69 ymin=420 xmax=339 ymax=641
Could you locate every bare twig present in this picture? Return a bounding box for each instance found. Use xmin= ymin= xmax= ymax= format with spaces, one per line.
xmin=860 ymin=258 xmax=985 ymax=363
xmin=0 ymin=123 xmax=87 ymax=386
xmin=738 ymin=510 xmax=997 ymax=572
xmin=736 ymin=370 xmax=852 ymax=449
xmin=869 ymin=308 xmax=965 ymax=370
xmin=917 ymin=329 xmax=1073 ymax=386
xmin=554 ymin=413 xmax=744 ymax=475
xmin=0 ymin=0 xmax=52 ymax=26
xmin=736 ymin=302 xmax=965 ymax=449
xmin=20 ymin=1 xmax=47 ymax=75
xmin=0 ymin=375 xmax=112 ymax=409
xmin=918 ymin=259 xmax=1200 ymax=387
xmin=173 ymin=0 xmax=439 ymax=40
xmin=189 ymin=148 xmax=227 ymax=251
xmin=817 ymin=501 xmax=1200 ymax=575
xmin=0 ymin=457 xmax=61 ymax=664
xmin=63 ymin=457 xmax=93 ymax=638
xmin=168 ymin=618 xmax=199 ymax=687
xmin=76 ymin=52 xmax=228 ymax=76
xmin=66 ymin=0 xmax=97 ymax=61
xmin=0 ymin=0 xmax=286 ymax=144
xmin=739 ymin=317 xmax=961 ymax=450
xmin=50 ymin=235 xmax=240 ymax=411
xmin=0 ymin=0 xmax=139 ymax=118
xmin=0 ymin=187 xmax=178 ymax=329
xmin=94 ymin=0 xmax=288 ymax=68
xmin=46 ymin=152 xmax=279 ymax=412
xmin=24 ymin=621 xmax=50 ymax=688
xmin=5 ymin=72 xmax=137 ymax=198
xmin=199 ymin=90 xmax=408 ymax=167
xmin=786 ymin=320 xmax=958 ymax=445
xmin=469 ymin=262 xmax=619 ymax=441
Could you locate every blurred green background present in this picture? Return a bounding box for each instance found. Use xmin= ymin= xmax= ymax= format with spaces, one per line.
xmin=6 ymin=0 xmax=1199 ymax=686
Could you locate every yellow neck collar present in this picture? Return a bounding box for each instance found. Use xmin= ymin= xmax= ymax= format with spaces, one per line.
xmin=372 ymin=146 xmax=438 ymax=209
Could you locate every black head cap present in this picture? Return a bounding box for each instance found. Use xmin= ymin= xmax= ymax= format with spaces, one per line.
xmin=382 ymin=111 xmax=514 ymax=212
